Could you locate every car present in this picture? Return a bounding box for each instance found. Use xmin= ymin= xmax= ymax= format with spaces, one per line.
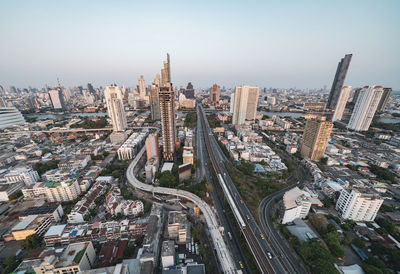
xmin=240 ymin=200 xmax=243 ymax=204
xmin=260 ymin=233 xmax=265 ymax=240
xmin=246 ymin=215 xmax=250 ymax=220
xmin=238 ymin=261 xmax=244 ymax=268
xmin=267 ymin=252 xmax=273 ymax=259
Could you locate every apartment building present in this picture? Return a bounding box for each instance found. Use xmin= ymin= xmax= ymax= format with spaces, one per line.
xmin=281 ymin=187 xmax=312 ymax=224
xmin=336 ymin=188 xmax=383 ymax=222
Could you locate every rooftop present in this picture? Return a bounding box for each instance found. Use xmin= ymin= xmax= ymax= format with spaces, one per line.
xmin=44 ymin=224 xmax=67 ymax=237
xmin=56 ymin=241 xmax=89 ymax=268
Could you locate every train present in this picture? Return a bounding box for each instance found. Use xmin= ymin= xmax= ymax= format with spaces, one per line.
xmin=217 ymin=174 xmax=246 ymax=229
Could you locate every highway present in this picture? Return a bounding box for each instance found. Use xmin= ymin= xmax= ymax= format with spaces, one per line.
xmin=199 ymin=105 xmax=284 ymax=274
xmin=126 ymin=145 xmax=238 ymax=273
xmin=259 ymin=166 xmax=308 ymax=274
xmin=195 ymin=105 xmax=249 ymax=272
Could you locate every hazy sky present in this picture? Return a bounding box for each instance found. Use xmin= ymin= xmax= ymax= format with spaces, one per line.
xmin=1 ymin=0 xmax=399 ymax=90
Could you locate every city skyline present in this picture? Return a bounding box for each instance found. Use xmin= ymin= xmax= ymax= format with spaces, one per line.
xmin=1 ymin=1 xmax=399 ymax=89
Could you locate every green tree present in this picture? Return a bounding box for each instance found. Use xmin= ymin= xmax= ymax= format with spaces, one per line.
xmin=22 ymin=234 xmax=41 ymax=250
xmin=159 ymin=171 xmax=178 ymax=188
xmin=8 ymin=190 xmax=23 ymax=200
xmin=352 ymin=238 xmax=366 ymax=248
xmin=362 ymin=264 xmax=383 ymax=274
xmin=123 ymin=244 xmax=136 ymax=258
xmin=2 ymin=257 xmax=19 ymax=274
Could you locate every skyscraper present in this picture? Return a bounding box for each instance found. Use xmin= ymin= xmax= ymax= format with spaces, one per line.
xmin=146 ymin=133 xmax=160 ymax=160
xmin=104 ymin=86 xmax=127 ymax=132
xmin=161 ymin=54 xmax=171 ymax=87
xmin=184 ymin=82 xmax=195 ymax=99
xmin=347 ymin=86 xmax=383 ymax=131
xmin=351 ymin=88 xmax=362 ymax=103
xmin=150 ymin=84 xmax=161 ymax=120
xmin=332 ymin=86 xmax=351 ymax=122
xmin=231 ymin=85 xmax=259 ymax=125
xmin=159 ymin=85 xmax=176 ymax=162
xmin=210 ymin=84 xmax=220 ymax=104
xmin=327 ymin=54 xmax=352 ymax=110
xmin=300 ymin=116 xmax=333 ymax=161
xmin=48 ymin=89 xmax=66 ymax=110
xmin=138 ymin=75 xmax=146 ymax=99
xmin=376 ymin=87 xmax=392 ymax=113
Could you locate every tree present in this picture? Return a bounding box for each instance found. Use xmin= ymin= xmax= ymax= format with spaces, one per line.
xmin=320 ymin=157 xmax=328 ymax=165
xmin=22 ymin=234 xmax=41 ymax=250
xmin=2 ymin=257 xmax=19 ymax=274
xmin=8 ymin=190 xmax=23 ymax=200
xmin=123 ymin=244 xmax=136 ymax=258
xmin=362 ymin=264 xmax=383 ymax=274
xmin=159 ymin=171 xmax=178 ymax=188
xmin=352 ymin=238 xmax=365 ymax=248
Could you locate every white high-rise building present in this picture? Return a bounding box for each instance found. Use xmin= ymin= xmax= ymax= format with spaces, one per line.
xmin=104 ymin=86 xmax=127 ymax=132
xmin=336 ymin=188 xmax=383 ymax=222
xmin=229 ymin=93 xmax=235 ymax=114
xmin=231 ymin=85 xmax=259 ymax=125
xmin=0 ymin=107 xmax=25 ymax=129
xmin=138 ymin=75 xmax=146 ymax=99
xmin=347 ymin=86 xmax=383 ymax=131
xmin=48 ymin=89 xmax=65 ymax=110
xmin=281 ymin=187 xmax=312 ymax=224
xmin=332 ymin=86 xmax=351 ymax=122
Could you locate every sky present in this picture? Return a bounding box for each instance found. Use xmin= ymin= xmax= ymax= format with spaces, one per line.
xmin=1 ymin=0 xmax=399 ymax=90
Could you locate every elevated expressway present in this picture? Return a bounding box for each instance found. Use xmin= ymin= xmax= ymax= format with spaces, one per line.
xmin=126 ymin=146 xmax=238 ymax=273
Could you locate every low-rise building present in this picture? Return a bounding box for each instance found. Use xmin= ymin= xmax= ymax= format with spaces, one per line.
xmin=68 ymin=180 xmax=108 ymax=224
xmin=167 ymin=211 xmax=189 ymax=244
xmin=5 ymin=166 xmax=40 ymax=186
xmin=14 ymin=241 xmax=96 ymax=273
xmin=161 ymin=240 xmax=175 ymax=268
xmin=178 ymin=163 xmax=192 ymax=182
xmin=145 ymin=157 xmax=159 ymax=184
xmin=11 ymin=214 xmax=52 ymax=241
xmin=20 ymin=203 xmax=64 ymax=222
xmin=282 ymin=187 xmax=312 ymax=224
xmin=44 ymin=218 xmax=148 ymax=246
xmin=105 ymin=185 xmax=144 ymax=217
xmin=117 ymin=130 xmax=148 ymax=160
xmin=22 ymin=180 xmax=82 ymax=202
xmin=0 ymin=181 xmax=25 ymax=201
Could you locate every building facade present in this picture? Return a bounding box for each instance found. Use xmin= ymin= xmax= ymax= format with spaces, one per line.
xmin=150 ymin=84 xmax=161 ymax=120
xmin=104 ymin=86 xmax=127 ymax=132
xmin=332 ymin=86 xmax=351 ymax=122
xmin=159 ymin=85 xmax=176 ymax=162
xmin=347 ymin=86 xmax=383 ymax=131
xmin=0 ymin=107 xmax=25 ymax=129
xmin=327 ymin=54 xmax=352 ymax=110
xmin=138 ymin=75 xmax=146 ymax=99
xmin=300 ymin=116 xmax=333 ymax=161
xmin=282 ymin=187 xmax=312 ymax=224
xmin=48 ymin=89 xmax=66 ymax=110
xmin=210 ymin=84 xmax=220 ymax=104
xmin=376 ymin=87 xmax=392 ymax=113
xmin=231 ymin=85 xmax=260 ymax=125
xmin=146 ymin=133 xmax=160 ymax=160
xmin=336 ymin=188 xmax=383 ymax=221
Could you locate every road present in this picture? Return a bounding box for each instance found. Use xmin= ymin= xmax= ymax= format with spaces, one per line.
xmin=195 ymin=105 xmax=249 ymax=272
xmin=199 ymin=105 xmax=285 ymax=274
xmin=259 ymin=166 xmax=308 ymax=274
xmin=126 ymin=145 xmax=238 ymax=273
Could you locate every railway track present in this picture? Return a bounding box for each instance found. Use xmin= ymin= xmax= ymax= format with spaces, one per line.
xmin=199 ymin=107 xmax=275 ymax=274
